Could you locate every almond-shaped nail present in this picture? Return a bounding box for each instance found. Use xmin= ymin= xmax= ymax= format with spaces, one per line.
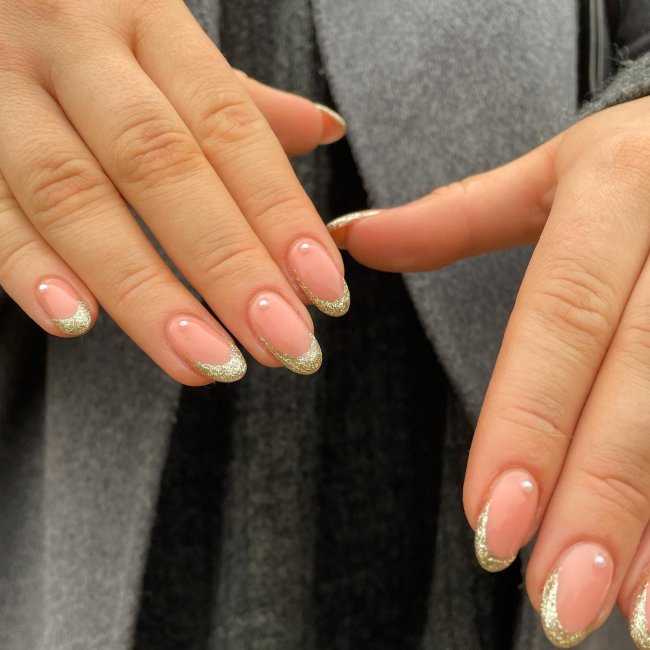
xmin=631 ymin=581 xmax=650 ymax=649
xmin=326 ymin=210 xmax=381 ymax=249
xmin=166 ymin=316 xmax=246 ymax=383
xmin=474 ymin=469 xmax=539 ymax=572
xmin=248 ymin=291 xmax=322 ymax=375
xmin=287 ymin=238 xmax=349 ymax=317
xmin=314 ymin=103 xmax=347 ymax=145
xmin=541 ymin=543 xmax=614 ymax=647
xmin=36 ymin=278 xmax=92 ymax=336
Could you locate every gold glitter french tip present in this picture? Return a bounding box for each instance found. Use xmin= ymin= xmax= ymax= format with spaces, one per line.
xmin=36 ymin=278 xmax=92 ymax=337
xmin=540 ymin=543 xmax=613 ymax=648
xmin=631 ymin=582 xmax=650 ymax=649
xmin=249 ymin=291 xmax=322 ymax=375
xmin=326 ymin=210 xmax=381 ymax=234
xmin=167 ymin=316 xmax=246 ymax=384
xmin=474 ymin=470 xmax=539 ymax=573
xmin=287 ymin=238 xmax=350 ymax=317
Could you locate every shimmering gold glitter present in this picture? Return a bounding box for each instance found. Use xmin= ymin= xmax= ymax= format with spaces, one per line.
xmin=630 ymin=583 xmax=650 ymax=649
xmin=541 ymin=569 xmax=590 ymax=647
xmin=326 ymin=210 xmax=381 ymax=233
xmin=259 ymin=331 xmax=322 ymax=375
xmin=189 ymin=339 xmax=246 ymax=383
xmin=295 ymin=275 xmax=350 ymax=317
xmin=52 ymin=300 xmax=92 ymax=336
xmin=474 ymin=502 xmax=516 ymax=572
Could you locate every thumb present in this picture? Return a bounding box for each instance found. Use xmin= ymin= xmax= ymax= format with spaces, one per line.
xmin=326 ymin=135 xmax=561 ymax=272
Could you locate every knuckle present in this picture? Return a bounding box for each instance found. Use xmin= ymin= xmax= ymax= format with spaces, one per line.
xmin=113 ymin=111 xmax=202 ymax=186
xmin=250 ymin=189 xmax=309 ymax=225
xmin=0 ymin=236 xmax=42 ymax=280
xmin=530 ymin=261 xmax=617 ymax=346
xmin=195 ymin=92 xmax=265 ymax=150
xmin=616 ymin=310 xmax=650 ymax=361
xmin=29 ymin=158 xmax=108 ymax=233
xmin=197 ymin=238 xmax=266 ymax=285
xmin=579 ymin=460 xmax=650 ymax=529
xmin=602 ymin=132 xmax=650 ymax=180
xmin=112 ymin=262 xmax=171 ymax=312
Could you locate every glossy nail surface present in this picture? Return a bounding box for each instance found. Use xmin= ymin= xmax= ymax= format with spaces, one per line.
xmin=314 ymin=103 xmax=347 ymax=145
xmin=167 ymin=316 xmax=246 ymax=383
xmin=36 ymin=277 xmax=92 ymax=336
xmin=541 ymin=543 xmax=613 ymax=647
xmin=287 ymin=238 xmax=349 ymax=316
xmin=248 ymin=291 xmax=321 ymax=375
xmin=474 ymin=469 xmax=539 ymax=572
xmin=631 ymin=582 xmax=650 ymax=649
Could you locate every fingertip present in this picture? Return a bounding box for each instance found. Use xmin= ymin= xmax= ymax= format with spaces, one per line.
xmin=314 ymin=103 xmax=347 ymax=145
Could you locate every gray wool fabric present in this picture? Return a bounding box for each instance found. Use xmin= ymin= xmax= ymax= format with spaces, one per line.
xmin=1 ymin=1 xmax=650 ymax=649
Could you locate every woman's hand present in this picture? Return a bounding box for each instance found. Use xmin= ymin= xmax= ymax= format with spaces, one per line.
xmin=0 ymin=0 xmax=350 ymax=384
xmin=327 ymin=96 xmax=650 ymax=647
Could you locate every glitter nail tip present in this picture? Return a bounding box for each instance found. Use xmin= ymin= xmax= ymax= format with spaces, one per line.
xmin=190 ymin=339 xmax=247 ymax=383
xmin=631 ymin=584 xmax=650 ymax=649
xmin=297 ymin=277 xmax=350 ymax=317
xmin=260 ymin=331 xmax=322 ymax=375
xmin=52 ymin=300 xmax=92 ymax=336
xmin=325 ymin=210 xmax=381 ymax=232
xmin=541 ymin=570 xmax=590 ymax=648
xmin=474 ymin=503 xmax=517 ymax=573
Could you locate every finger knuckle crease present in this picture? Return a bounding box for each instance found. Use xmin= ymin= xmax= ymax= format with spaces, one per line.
xmin=196 ymin=93 xmax=264 ymax=148
xmin=198 ymin=242 xmax=264 ymax=284
xmin=0 ymin=237 xmax=42 ymax=279
xmin=113 ymin=264 xmax=170 ymax=311
xmin=251 ymin=191 xmax=308 ymax=224
xmin=605 ymin=133 xmax=650 ymax=179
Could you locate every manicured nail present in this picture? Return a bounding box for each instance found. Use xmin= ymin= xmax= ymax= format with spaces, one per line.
xmin=541 ymin=543 xmax=614 ymax=647
xmin=631 ymin=581 xmax=650 ymax=649
xmin=474 ymin=469 xmax=539 ymax=572
xmin=248 ymin=291 xmax=322 ymax=375
xmin=326 ymin=210 xmax=381 ymax=249
xmin=287 ymin=238 xmax=349 ymax=317
xmin=166 ymin=316 xmax=246 ymax=383
xmin=314 ymin=103 xmax=347 ymax=145
xmin=36 ymin=277 xmax=92 ymax=336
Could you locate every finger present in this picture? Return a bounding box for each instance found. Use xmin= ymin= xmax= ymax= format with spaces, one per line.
xmin=0 ymin=77 xmax=246 ymax=385
xmin=325 ymin=136 xmax=560 ymax=270
xmin=47 ymin=39 xmax=325 ymax=371
xmin=619 ymin=525 xmax=650 ymax=649
xmin=463 ymin=157 xmax=650 ymax=573
xmin=233 ymin=70 xmax=347 ymax=155
xmin=0 ymin=169 xmax=96 ymax=337
xmin=523 ymin=254 xmax=650 ymax=646
xmin=130 ymin=0 xmax=349 ymax=313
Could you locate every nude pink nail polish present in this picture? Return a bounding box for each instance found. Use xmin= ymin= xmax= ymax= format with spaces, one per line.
xmin=36 ymin=277 xmax=92 ymax=336
xmin=541 ymin=543 xmax=614 ymax=647
xmin=314 ymin=103 xmax=347 ymax=145
xmin=248 ymin=291 xmax=322 ymax=375
xmin=474 ymin=469 xmax=539 ymax=572
xmin=287 ymin=238 xmax=350 ymax=316
xmin=166 ymin=316 xmax=246 ymax=383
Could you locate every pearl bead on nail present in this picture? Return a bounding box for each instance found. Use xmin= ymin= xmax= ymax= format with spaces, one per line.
xmin=521 ymin=480 xmax=534 ymax=493
xmin=258 ymin=298 xmax=270 ymax=310
xmin=594 ymin=554 xmax=606 ymax=568
xmin=179 ymin=320 xmax=189 ymax=329
xmin=299 ymin=242 xmax=311 ymax=252
xmin=38 ymin=283 xmax=49 ymax=292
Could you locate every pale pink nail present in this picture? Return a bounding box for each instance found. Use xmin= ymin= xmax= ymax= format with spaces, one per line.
xmin=541 ymin=542 xmax=614 ymax=646
xmin=287 ymin=238 xmax=350 ymax=317
xmin=36 ymin=277 xmax=92 ymax=336
xmin=166 ymin=316 xmax=246 ymax=383
xmin=474 ymin=469 xmax=539 ymax=572
xmin=314 ymin=103 xmax=347 ymax=145
xmin=248 ymin=291 xmax=322 ymax=375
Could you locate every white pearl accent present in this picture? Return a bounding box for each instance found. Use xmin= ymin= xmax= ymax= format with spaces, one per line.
xmin=594 ymin=554 xmax=607 ymax=568
xmin=179 ymin=320 xmax=189 ymax=329
xmin=521 ymin=480 xmax=534 ymax=493
xmin=258 ymin=298 xmax=270 ymax=309
xmin=38 ymin=283 xmax=49 ymax=292
xmin=299 ymin=242 xmax=311 ymax=252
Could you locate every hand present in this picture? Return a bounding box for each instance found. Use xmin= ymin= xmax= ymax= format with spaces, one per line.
xmin=0 ymin=0 xmax=350 ymax=384
xmin=327 ymin=96 xmax=650 ymax=647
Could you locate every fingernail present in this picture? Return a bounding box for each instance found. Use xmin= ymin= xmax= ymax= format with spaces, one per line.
xmin=314 ymin=103 xmax=347 ymax=145
xmin=248 ymin=291 xmax=322 ymax=375
xmin=166 ymin=316 xmax=246 ymax=383
xmin=474 ymin=469 xmax=539 ymax=572
xmin=36 ymin=277 xmax=92 ymax=336
xmin=326 ymin=210 xmax=381 ymax=249
xmin=630 ymin=581 xmax=650 ymax=649
xmin=541 ymin=543 xmax=614 ymax=647
xmin=287 ymin=238 xmax=350 ymax=317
